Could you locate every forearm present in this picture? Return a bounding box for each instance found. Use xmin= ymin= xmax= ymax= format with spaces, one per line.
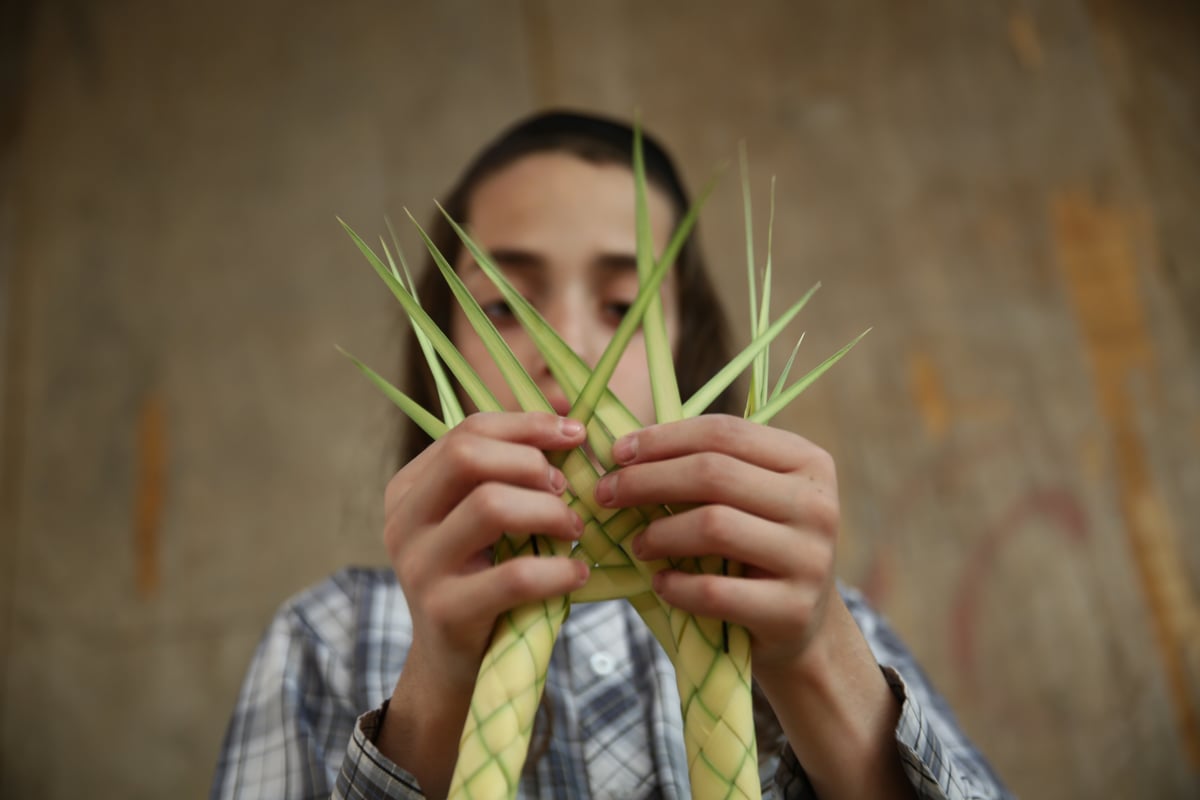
xmin=756 ymin=596 xmax=915 ymax=800
xmin=376 ymin=646 xmax=474 ymax=799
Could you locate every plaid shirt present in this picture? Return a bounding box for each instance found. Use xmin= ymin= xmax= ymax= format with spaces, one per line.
xmin=212 ymin=567 xmax=1010 ymax=799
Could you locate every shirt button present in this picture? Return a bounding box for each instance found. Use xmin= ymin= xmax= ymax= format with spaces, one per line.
xmin=589 ymin=651 xmax=616 ymax=676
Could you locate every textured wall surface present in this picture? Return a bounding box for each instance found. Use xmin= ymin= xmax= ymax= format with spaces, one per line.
xmin=2 ymin=1 xmax=1198 ymax=797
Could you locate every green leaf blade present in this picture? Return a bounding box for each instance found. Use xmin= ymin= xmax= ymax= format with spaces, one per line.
xmin=634 ymin=122 xmax=683 ymax=424
xmin=337 ymin=346 xmax=448 ymax=440
xmin=338 ymin=217 xmax=502 ymax=414
xmin=749 ymin=328 xmax=871 ymax=425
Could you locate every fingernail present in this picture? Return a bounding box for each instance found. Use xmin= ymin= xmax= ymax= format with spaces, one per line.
xmin=549 ymin=466 xmax=566 ymax=493
xmin=572 ymin=513 xmax=584 ymax=537
xmin=560 ymin=417 xmax=584 ymax=437
xmin=612 ymin=434 xmax=638 ymax=464
xmin=631 ymin=534 xmax=645 ymax=559
xmin=594 ymin=475 xmax=616 ymax=506
xmin=574 ymin=560 xmax=590 ymax=584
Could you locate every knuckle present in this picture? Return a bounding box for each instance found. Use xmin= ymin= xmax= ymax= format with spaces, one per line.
xmin=697 ymin=505 xmax=735 ymax=551
xmin=441 ymin=432 xmax=474 ymax=464
xmin=459 ymin=412 xmax=494 ymax=434
xmin=441 ymin=434 xmax=483 ymax=478
xmin=467 ymin=482 xmax=509 ymax=523
xmin=809 ymin=494 xmax=841 ymax=535
xmin=504 ymin=557 xmax=541 ymax=598
xmin=696 ymin=574 xmax=726 ymax=609
xmin=518 ymin=449 xmax=549 ymax=486
xmin=696 ymin=455 xmax=720 ymax=489
xmin=693 ymin=452 xmax=728 ymax=492
xmin=709 ymin=415 xmax=743 ymax=450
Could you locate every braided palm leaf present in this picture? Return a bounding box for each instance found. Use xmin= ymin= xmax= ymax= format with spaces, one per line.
xmin=338 ymin=128 xmax=867 ymax=799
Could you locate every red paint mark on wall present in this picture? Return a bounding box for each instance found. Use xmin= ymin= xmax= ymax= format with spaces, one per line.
xmin=950 ymin=487 xmax=1088 ymax=683
xmin=857 ymin=433 xmax=1015 ymax=610
xmin=134 ymin=393 xmax=166 ymax=599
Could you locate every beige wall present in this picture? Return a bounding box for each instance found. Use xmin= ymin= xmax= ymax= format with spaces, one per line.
xmin=2 ymin=1 xmax=1198 ymax=797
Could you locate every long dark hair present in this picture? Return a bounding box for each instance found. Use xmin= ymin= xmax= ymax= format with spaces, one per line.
xmin=396 ymin=109 xmax=783 ymax=763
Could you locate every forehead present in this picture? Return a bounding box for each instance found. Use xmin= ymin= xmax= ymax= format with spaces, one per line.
xmin=463 ymin=152 xmax=677 ymax=248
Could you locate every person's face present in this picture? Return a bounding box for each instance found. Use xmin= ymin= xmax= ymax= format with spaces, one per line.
xmin=451 ymin=152 xmax=680 ymax=425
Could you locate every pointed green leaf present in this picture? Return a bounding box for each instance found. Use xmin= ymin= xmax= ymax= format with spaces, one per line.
xmin=380 ymin=229 xmax=464 ymax=426
xmin=753 ymin=176 xmax=777 ymax=412
xmin=749 ymin=329 xmax=871 ymax=425
xmin=634 ymin=122 xmax=682 ymax=423
xmin=337 ymin=346 xmax=448 ymax=440
xmin=406 ymin=210 xmax=553 ymax=416
xmin=770 ymin=333 xmax=805 ymax=400
xmin=739 ymin=141 xmax=758 ymax=338
xmin=681 ymin=283 xmax=819 ymax=417
xmin=338 ymin=217 xmax=502 ymax=414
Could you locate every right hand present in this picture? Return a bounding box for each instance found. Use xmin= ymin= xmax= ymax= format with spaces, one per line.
xmin=385 ymin=411 xmax=589 ymax=688
xmin=376 ymin=412 xmax=589 ymax=793
xmin=379 ymin=412 xmax=590 ymax=782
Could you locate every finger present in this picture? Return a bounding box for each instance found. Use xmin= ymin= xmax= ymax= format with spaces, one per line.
xmin=614 ymin=415 xmax=835 ymax=478
xmin=387 ymin=412 xmax=586 ymax=516
xmin=430 ymin=556 xmax=589 ymax=628
xmin=388 ymin=412 xmax=580 ymax=501
xmin=596 ymin=453 xmax=807 ymax=522
xmin=409 ymin=430 xmax=585 ymax=524
xmin=456 ymin=411 xmax=587 ymax=449
xmin=653 ymin=569 xmax=821 ymax=634
xmin=634 ymin=505 xmax=823 ymax=576
xmin=430 ymin=483 xmax=583 ymax=565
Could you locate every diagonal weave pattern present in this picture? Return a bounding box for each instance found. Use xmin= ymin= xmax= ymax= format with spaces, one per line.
xmin=672 ymin=610 xmax=759 ymax=798
xmin=446 ymin=494 xmax=760 ymax=800
xmin=448 ymin=533 xmax=571 ymax=800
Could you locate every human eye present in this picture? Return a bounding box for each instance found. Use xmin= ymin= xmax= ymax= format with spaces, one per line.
xmin=480 ymin=299 xmax=515 ymax=325
xmin=602 ymin=300 xmax=634 ymax=325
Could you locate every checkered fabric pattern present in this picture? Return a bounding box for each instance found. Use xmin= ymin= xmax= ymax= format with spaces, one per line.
xmin=211 ymin=567 xmax=1011 ymax=799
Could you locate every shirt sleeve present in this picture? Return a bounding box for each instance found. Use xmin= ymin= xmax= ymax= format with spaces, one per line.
xmin=210 ymin=577 xmax=363 ymax=799
xmin=768 ymin=586 xmax=1014 ymax=800
xmin=333 ymin=702 xmax=428 ymax=800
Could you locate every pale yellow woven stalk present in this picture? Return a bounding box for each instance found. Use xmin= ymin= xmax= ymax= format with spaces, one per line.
xmin=668 ymin=569 xmax=760 ymax=799
xmin=449 ymin=573 xmax=567 ymax=798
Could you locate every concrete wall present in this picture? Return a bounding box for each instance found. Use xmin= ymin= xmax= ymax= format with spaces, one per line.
xmin=2 ymin=1 xmax=1198 ymax=797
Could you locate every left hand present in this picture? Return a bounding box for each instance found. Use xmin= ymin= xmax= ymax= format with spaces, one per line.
xmin=593 ymin=414 xmax=840 ymax=673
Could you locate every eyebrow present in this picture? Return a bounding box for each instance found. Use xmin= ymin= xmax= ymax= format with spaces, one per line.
xmin=477 ymin=248 xmax=640 ymax=275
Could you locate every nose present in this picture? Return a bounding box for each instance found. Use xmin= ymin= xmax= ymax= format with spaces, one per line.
xmin=539 ymin=295 xmax=600 ymax=368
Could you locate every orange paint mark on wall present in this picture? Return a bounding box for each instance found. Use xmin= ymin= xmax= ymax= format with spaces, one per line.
xmin=1052 ymin=189 xmax=1200 ymax=767
xmin=1007 ymin=9 xmax=1044 ymax=71
xmin=134 ymin=393 xmax=166 ymax=599
xmin=907 ymin=350 xmax=950 ymax=441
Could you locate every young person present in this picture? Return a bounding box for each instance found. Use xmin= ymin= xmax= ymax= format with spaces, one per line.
xmin=212 ymin=111 xmax=1011 ymax=799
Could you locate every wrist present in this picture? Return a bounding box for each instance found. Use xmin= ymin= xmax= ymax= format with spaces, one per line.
xmin=376 ymin=643 xmax=476 ymax=797
xmin=754 ymin=597 xmax=913 ymax=800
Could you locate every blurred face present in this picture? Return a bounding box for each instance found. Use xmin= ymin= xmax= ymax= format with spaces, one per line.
xmin=451 ymin=152 xmax=679 ymax=425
